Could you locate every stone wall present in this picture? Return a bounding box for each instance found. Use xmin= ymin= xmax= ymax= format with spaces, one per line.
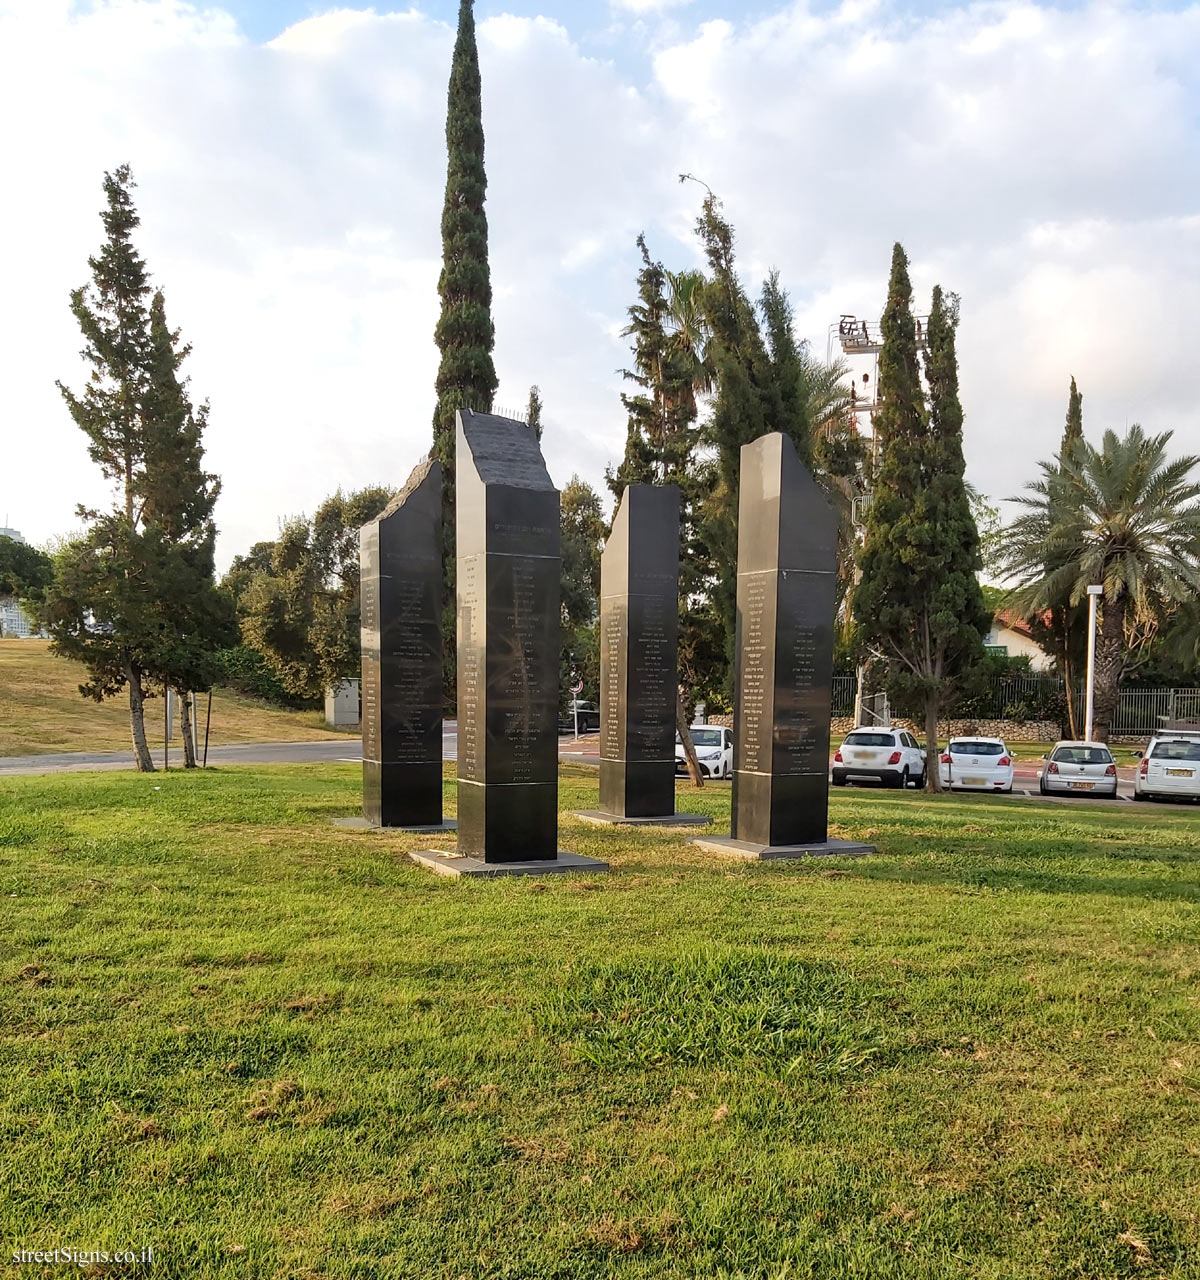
xmin=700 ymin=712 xmax=1061 ymax=742
xmin=831 ymin=717 xmax=1061 ymax=743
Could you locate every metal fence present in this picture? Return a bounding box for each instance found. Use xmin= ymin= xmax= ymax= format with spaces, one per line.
xmin=831 ymin=675 xmax=857 ymax=716
xmin=833 ymin=675 xmax=1200 ymax=736
xmin=1071 ymin=687 xmax=1200 ymax=735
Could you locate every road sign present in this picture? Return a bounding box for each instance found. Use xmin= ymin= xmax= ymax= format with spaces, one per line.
xmin=571 ymin=679 xmax=583 ymax=695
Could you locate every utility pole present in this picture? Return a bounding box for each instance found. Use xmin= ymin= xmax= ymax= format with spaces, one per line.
xmin=1083 ymin=584 xmax=1103 ymax=741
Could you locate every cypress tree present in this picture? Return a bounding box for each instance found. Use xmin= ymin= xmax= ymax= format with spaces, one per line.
xmin=1064 ymin=375 xmax=1083 ymax=447
xmin=1027 ymin=376 xmax=1087 ymax=733
xmin=759 ymin=270 xmax=811 ymax=468
xmin=854 ymin=250 xmax=988 ymax=790
xmin=431 ymin=0 xmax=497 ymax=703
xmin=527 ymin=385 xmax=543 ymax=441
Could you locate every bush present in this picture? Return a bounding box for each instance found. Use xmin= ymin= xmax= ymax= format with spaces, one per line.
xmin=213 ymin=646 xmax=319 ymax=710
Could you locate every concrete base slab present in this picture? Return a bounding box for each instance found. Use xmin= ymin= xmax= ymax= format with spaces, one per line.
xmin=693 ymin=836 xmax=876 ymax=861
xmin=408 ymin=849 xmax=610 ymax=879
xmin=573 ymin=810 xmax=712 ymax=828
xmin=333 ymin=817 xmax=458 ymax=834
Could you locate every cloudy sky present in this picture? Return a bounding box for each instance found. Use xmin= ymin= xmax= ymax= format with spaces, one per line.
xmin=2 ymin=0 xmax=1198 ymax=567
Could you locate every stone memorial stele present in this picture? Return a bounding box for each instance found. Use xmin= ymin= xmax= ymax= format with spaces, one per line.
xmin=354 ymin=457 xmax=451 ymax=832
xmin=410 ymin=409 xmax=607 ymax=878
xmin=695 ymin=432 xmax=875 ymax=861
xmin=574 ymin=484 xmax=708 ymax=828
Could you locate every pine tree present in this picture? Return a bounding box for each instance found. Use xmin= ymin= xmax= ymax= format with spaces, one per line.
xmin=854 ymin=250 xmax=988 ymax=789
xmin=431 ymin=0 xmax=497 ymax=705
xmin=141 ymin=291 xmax=233 ymax=765
xmin=46 ymin=169 xmax=235 ymax=771
xmin=694 ymin=194 xmax=785 ymax=666
xmin=58 ymin=164 xmax=152 ymax=526
xmin=607 ymin=234 xmax=717 ymax=780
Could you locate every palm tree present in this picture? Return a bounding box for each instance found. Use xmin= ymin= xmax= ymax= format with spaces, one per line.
xmin=663 ymin=267 xmax=713 ymax=424
xmin=1003 ymin=425 xmax=1200 ymax=740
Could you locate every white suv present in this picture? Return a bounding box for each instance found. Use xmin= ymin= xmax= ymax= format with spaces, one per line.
xmin=1134 ymin=731 xmax=1200 ymax=803
xmin=832 ymin=728 xmax=926 ymax=789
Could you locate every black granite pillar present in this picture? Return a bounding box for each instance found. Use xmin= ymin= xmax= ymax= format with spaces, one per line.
xmin=598 ymin=484 xmax=681 ymax=818
xmin=456 ymin=410 xmax=561 ymax=862
xmin=360 ymin=458 xmax=445 ymax=828
xmin=731 ymin=432 xmax=837 ymax=847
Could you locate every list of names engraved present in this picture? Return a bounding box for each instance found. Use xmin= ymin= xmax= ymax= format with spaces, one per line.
xmin=738 ymin=574 xmax=770 ymax=773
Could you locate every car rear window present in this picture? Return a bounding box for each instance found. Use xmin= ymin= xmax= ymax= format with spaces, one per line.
xmin=843 ymin=732 xmax=895 ymax=747
xmin=949 ymin=741 xmax=1005 ymax=756
xmin=1052 ymin=746 xmax=1113 ymax=764
xmin=1151 ymin=740 xmax=1200 ymax=761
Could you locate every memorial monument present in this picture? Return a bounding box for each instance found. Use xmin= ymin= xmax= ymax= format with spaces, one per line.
xmin=575 ymin=484 xmax=708 ymax=827
xmin=695 ymin=432 xmax=875 ymax=860
xmin=356 ymin=457 xmax=451 ymax=831
xmin=411 ymin=409 xmax=607 ymax=877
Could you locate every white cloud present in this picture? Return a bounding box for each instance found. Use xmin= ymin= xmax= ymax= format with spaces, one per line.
xmin=1 ymin=0 xmax=1198 ymax=566
xmin=610 ymin=0 xmax=694 ymax=13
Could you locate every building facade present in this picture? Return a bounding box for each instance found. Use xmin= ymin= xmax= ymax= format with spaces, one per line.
xmin=0 ymin=527 xmax=41 ymax=638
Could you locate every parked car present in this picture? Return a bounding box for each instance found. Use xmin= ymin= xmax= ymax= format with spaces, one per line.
xmin=832 ymin=727 xmax=926 ymax=789
xmin=559 ymin=700 xmax=600 ymax=734
xmin=1133 ymin=730 xmax=1200 ymax=802
xmin=1038 ymin=741 xmax=1118 ymax=797
xmin=675 ymin=725 xmax=733 ymax=780
xmin=939 ymin=737 xmax=1014 ymax=793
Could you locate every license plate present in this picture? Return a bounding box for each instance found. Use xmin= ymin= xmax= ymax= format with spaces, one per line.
xmin=1167 ymin=769 xmax=1193 ymax=778
xmin=850 ymin=752 xmax=874 ymax=762
xmin=1069 ymin=781 xmax=1095 ymax=790
xmin=963 ymin=776 xmax=986 ymax=786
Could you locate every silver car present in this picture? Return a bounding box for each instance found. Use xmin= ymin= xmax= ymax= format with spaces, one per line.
xmin=1039 ymin=741 xmax=1118 ymax=798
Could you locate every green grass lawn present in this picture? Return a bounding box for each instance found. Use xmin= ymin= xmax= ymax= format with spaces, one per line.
xmin=0 ymin=640 xmax=353 ymax=757
xmin=1 ymin=764 xmax=1197 ymax=1278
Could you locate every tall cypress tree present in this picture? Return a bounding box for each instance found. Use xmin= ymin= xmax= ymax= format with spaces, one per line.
xmin=759 ymin=270 xmax=811 ymax=469
xmin=527 ymin=385 xmax=543 ymax=441
xmin=854 ymin=251 xmax=988 ymax=790
xmin=1027 ymin=376 xmax=1087 ymax=733
xmin=431 ymin=0 xmax=497 ymax=703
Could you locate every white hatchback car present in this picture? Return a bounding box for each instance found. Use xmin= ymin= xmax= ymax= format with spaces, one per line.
xmin=675 ymin=725 xmax=733 ymax=780
xmin=1039 ymin=741 xmax=1118 ymax=798
xmin=832 ymin=727 xmax=927 ymax=789
xmin=1134 ymin=731 xmax=1200 ymax=803
xmin=939 ymin=737 xmax=1014 ymax=793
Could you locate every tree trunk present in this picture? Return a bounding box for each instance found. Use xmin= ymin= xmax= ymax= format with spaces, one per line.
xmin=676 ymin=689 xmax=704 ymax=788
xmin=179 ymin=690 xmax=197 ymax=769
xmin=125 ymin=659 xmax=156 ymax=772
xmin=1062 ymin=646 xmax=1079 ymax=739
xmin=1090 ymin=597 xmax=1124 ymax=743
xmin=924 ymin=695 xmax=943 ymax=792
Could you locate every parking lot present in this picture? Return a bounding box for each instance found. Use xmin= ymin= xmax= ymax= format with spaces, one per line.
xmin=557 ymin=731 xmax=1197 ymax=807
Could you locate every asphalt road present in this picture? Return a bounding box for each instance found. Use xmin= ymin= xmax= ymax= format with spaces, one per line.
xmin=5 ymin=730 xmax=1192 ymax=809
xmin=1 ymin=725 xmax=592 ymax=776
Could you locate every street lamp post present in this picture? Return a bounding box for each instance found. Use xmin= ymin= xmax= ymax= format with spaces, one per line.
xmin=1083 ymin=584 xmax=1104 ymax=742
